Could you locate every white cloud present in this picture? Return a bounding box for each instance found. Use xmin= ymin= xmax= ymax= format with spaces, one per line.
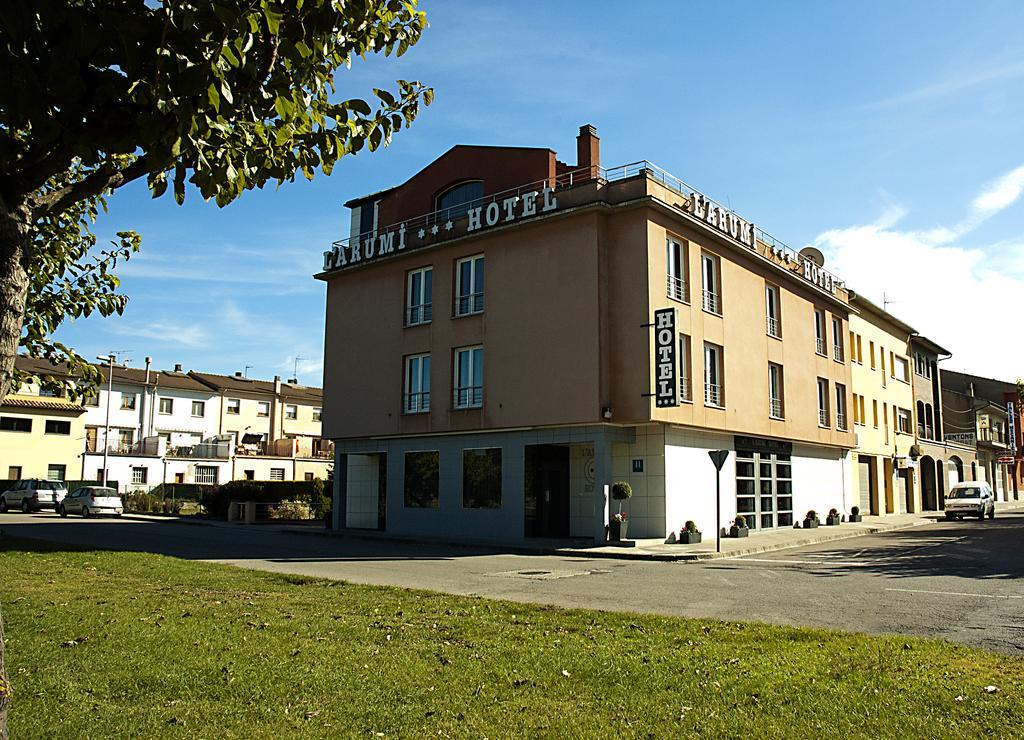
xmin=108 ymin=321 xmax=210 ymax=348
xmin=861 ymin=59 xmax=1024 ymax=110
xmin=813 ymin=164 xmax=1024 ymax=380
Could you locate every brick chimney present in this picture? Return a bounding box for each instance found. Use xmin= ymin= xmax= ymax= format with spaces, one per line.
xmin=576 ymin=124 xmax=600 ymax=182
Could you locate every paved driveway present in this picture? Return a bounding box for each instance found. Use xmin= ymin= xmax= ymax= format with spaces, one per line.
xmin=2 ymin=511 xmax=1022 ymax=654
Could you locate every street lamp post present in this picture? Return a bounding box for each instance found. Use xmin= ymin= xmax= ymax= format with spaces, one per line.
xmin=97 ymin=354 xmax=115 ymax=486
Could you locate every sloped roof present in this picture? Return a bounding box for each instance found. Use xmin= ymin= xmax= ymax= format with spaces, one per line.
xmin=1 ymin=395 xmax=86 ymax=413
xmin=189 ymin=372 xmax=322 ymax=404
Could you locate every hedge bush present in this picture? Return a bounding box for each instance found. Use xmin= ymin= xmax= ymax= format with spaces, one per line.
xmin=201 ymin=478 xmax=327 ymax=519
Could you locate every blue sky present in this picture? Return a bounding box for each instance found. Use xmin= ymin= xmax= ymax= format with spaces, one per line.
xmin=59 ymin=0 xmax=1024 ymax=383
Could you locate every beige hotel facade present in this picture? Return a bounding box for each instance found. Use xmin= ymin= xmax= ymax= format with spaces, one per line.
xmin=319 ymin=125 xmax=859 ymax=543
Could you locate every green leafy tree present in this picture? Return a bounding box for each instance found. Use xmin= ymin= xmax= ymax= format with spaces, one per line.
xmin=0 ymin=0 xmax=432 ymax=399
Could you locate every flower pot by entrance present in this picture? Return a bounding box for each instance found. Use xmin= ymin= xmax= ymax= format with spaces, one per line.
xmin=729 ymin=525 xmax=749 ymax=538
xmin=609 ymin=518 xmax=629 ymax=541
xmin=826 ymin=515 xmax=841 ymax=526
xmin=803 ymin=519 xmax=819 ymax=529
xmin=849 ymin=514 xmax=863 ymax=523
xmin=679 ymin=531 xmax=702 ymax=544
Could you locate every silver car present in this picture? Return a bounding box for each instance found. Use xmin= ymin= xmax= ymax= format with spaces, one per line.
xmin=59 ymin=487 xmax=123 ymax=518
xmin=944 ymin=482 xmax=996 ymax=520
xmin=0 ymin=479 xmax=68 ymax=513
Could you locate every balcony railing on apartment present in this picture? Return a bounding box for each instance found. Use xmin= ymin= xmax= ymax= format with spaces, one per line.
xmin=833 ymin=346 xmax=844 ymax=363
xmin=702 ymin=290 xmax=720 ymax=314
xmin=667 ymin=275 xmax=689 ymax=303
xmin=766 ymin=315 xmax=780 ymax=338
xmin=818 ymin=409 xmax=829 ymax=427
xmin=837 ymin=412 xmax=847 ymax=431
xmin=453 ymin=386 xmax=483 ymax=409
xmin=455 ymin=292 xmax=484 ymax=317
xmin=679 ymin=377 xmax=692 ymax=403
xmin=404 ymin=303 xmax=433 ymax=326
xmin=704 ymin=382 xmax=723 ymax=408
xmin=403 ymin=392 xmax=430 ymax=414
xmin=815 ymin=338 xmax=826 ymax=356
xmin=769 ymin=398 xmax=784 ymax=419
xmin=235 ymin=441 xmax=334 ymax=459
xmin=166 ymin=442 xmax=230 ymax=460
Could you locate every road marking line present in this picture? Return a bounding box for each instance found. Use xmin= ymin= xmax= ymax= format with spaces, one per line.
xmin=885 ymin=588 xmax=1023 ymax=600
xmin=730 ymin=558 xmax=873 ymax=567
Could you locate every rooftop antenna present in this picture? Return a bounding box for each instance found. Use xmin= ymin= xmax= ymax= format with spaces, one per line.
xmin=243 ymin=365 xmax=253 ymax=378
xmin=292 ymin=356 xmax=306 ymax=381
xmin=883 ymin=292 xmax=900 ymax=312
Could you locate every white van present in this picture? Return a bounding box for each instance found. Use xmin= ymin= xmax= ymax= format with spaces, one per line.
xmin=944 ymin=482 xmax=995 ymax=521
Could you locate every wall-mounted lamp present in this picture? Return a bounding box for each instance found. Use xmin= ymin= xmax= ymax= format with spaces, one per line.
xmin=602 ymin=406 xmax=613 ymax=420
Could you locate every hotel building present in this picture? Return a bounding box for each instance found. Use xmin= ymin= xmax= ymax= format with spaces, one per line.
xmin=319 ymin=125 xmax=858 ymax=543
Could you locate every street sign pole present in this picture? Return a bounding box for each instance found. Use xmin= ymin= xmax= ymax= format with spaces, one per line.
xmin=708 ymin=450 xmax=729 ymax=554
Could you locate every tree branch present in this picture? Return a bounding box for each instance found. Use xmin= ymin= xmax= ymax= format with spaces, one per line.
xmin=29 ymin=157 xmax=154 ymax=219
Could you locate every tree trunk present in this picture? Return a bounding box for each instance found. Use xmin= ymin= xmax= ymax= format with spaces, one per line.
xmin=0 ymin=198 xmax=31 ymax=403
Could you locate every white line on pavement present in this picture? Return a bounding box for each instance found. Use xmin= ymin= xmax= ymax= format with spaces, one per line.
xmin=885 ymin=588 xmax=1023 ymax=600
xmin=727 ymin=558 xmax=873 ymax=567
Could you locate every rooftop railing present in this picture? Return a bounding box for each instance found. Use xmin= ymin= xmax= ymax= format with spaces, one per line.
xmin=329 ymin=160 xmax=847 ymax=290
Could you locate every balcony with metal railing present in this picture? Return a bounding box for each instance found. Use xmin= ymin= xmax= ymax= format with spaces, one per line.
xmin=704 ymin=382 xmax=723 ymax=408
xmin=818 ymin=409 xmax=829 ymax=427
xmin=404 ymin=302 xmax=433 ymax=326
xmin=766 ymin=315 xmax=780 ymax=338
xmin=679 ymin=377 xmax=692 ymax=403
xmin=837 ymin=412 xmax=847 ymax=431
xmin=455 ymin=292 xmax=484 ymax=317
xmin=453 ymin=386 xmax=483 ymax=409
xmin=833 ymin=345 xmax=844 ymax=363
xmin=702 ymin=290 xmax=720 ymax=315
xmin=667 ymin=275 xmax=689 ymax=303
xmin=769 ymin=398 xmax=784 ymax=419
xmin=403 ymin=391 xmax=430 ymax=414
xmin=815 ymin=337 xmax=826 ymax=356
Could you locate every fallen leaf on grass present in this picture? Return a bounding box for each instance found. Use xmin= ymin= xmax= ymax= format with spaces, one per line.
xmin=561 ymin=670 xmax=570 ymax=678
xmin=984 ymin=686 xmax=999 ymax=694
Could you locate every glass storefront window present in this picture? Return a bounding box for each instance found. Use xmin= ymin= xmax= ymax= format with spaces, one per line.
xmin=735 ymin=450 xmax=793 ymax=529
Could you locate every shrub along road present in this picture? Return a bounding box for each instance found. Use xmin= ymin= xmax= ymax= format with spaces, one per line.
xmin=1 ymin=536 xmax=1022 ymax=737
xmin=1 ymin=512 xmax=1022 ymax=655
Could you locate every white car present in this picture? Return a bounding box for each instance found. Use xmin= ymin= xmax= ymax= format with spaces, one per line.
xmin=0 ymin=479 xmax=67 ymax=513
xmin=59 ymin=487 xmax=123 ymax=518
xmin=944 ymin=482 xmax=995 ymax=520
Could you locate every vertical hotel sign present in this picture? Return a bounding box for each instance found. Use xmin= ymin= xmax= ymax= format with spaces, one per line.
xmin=1007 ymin=401 xmax=1017 ymax=456
xmin=654 ymin=308 xmax=677 ymax=407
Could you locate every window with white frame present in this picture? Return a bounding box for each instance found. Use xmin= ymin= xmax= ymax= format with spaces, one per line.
xmin=703 ymin=342 xmax=724 ymax=408
xmin=893 ymin=355 xmax=910 ymax=382
xmin=195 ymin=465 xmax=219 ymax=485
xmin=666 ymin=237 xmax=688 ymax=302
xmin=700 ymin=252 xmax=721 ymax=314
xmin=765 ymin=284 xmax=781 ymax=338
xmin=132 ymin=467 xmax=148 ymax=485
xmin=406 ymin=266 xmax=433 ymax=326
xmin=121 ymin=393 xmax=137 ymax=410
xmin=768 ymin=363 xmax=784 ymax=419
xmin=896 ymin=407 xmax=913 ymax=434
xmin=453 ymin=346 xmax=483 ymax=409
xmin=270 ymin=468 xmax=285 ymax=481
xmin=313 ymin=407 xmax=322 ymax=422
xmin=47 ymin=464 xmax=66 ymax=481
xmin=835 ymin=383 xmax=848 ymax=430
xmin=227 ymin=398 xmax=240 ymax=414
xmin=678 ymin=334 xmax=692 ymax=402
xmin=191 ymin=401 xmax=205 ymax=417
xmin=814 ymin=310 xmax=827 ymax=355
xmin=817 ymin=377 xmax=830 ymax=427
xmin=455 ymin=255 xmax=484 ymax=316
xmin=257 ymin=401 xmax=270 ymax=417
xmin=403 ymin=353 xmax=431 ymax=413
xmin=832 ymin=318 xmax=844 ymax=362
xmin=285 ymin=404 xmax=297 ymax=420
xmin=159 ymin=398 xmax=173 ymax=414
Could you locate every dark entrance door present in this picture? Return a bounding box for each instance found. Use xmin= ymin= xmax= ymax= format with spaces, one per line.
xmin=525 ymin=445 xmax=570 ymax=537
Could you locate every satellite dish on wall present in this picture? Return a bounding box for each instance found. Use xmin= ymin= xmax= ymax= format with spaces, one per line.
xmin=798 ymin=247 xmax=825 ymax=267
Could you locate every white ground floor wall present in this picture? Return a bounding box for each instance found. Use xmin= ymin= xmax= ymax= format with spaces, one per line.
xmin=332 ymin=424 xmax=853 ymax=544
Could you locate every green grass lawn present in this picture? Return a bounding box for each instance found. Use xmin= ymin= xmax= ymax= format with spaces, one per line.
xmin=1 ymin=536 xmax=1022 ymax=738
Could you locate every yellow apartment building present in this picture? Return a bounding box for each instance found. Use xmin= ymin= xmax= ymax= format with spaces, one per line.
xmin=1 ymin=370 xmax=87 ymax=482
xmin=848 ymin=293 xmax=918 ymax=515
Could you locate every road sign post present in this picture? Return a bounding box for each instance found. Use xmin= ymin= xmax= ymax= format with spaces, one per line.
xmin=708 ymin=450 xmax=729 ymax=554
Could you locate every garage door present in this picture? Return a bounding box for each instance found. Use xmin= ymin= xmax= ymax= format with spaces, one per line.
xmin=856 ymin=458 xmax=871 ymax=512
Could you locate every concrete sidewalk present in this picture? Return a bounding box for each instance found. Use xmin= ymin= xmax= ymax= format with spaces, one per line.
xmin=122 ymin=501 xmax=1024 ymax=562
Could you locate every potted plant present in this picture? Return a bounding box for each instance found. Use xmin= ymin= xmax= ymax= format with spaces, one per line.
xmin=609 ymin=512 xmax=629 ymax=541
xmin=608 ymin=481 xmax=633 ymax=541
xmin=729 ymin=515 xmax=749 ymax=538
xmin=803 ymin=510 xmax=820 ymax=529
xmin=679 ymin=520 xmax=702 ymax=544
xmin=849 ymin=505 xmax=863 ymax=523
xmin=826 ymin=508 xmax=842 ymax=526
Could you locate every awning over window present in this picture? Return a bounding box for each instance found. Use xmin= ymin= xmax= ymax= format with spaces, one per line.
xmin=241 ymin=433 xmax=265 ymax=444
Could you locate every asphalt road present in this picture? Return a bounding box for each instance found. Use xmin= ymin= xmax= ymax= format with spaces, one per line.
xmin=2 ymin=511 xmax=1023 ymax=654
